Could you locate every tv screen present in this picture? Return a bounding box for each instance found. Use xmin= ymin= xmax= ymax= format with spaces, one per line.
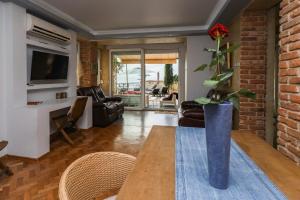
xmin=30 ymin=51 xmax=69 ymax=83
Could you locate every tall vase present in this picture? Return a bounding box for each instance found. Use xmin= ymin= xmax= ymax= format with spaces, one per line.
xmin=203 ymin=102 xmax=233 ymax=189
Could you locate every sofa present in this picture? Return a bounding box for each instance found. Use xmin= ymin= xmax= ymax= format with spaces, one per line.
xmin=178 ymin=101 xmax=205 ymax=128
xmin=77 ymin=86 xmax=124 ymax=127
xmin=178 ymin=90 xmax=230 ymax=128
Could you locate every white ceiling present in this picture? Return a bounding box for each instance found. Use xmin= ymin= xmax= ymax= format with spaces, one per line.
xmin=7 ymin=0 xmax=252 ymax=38
xmin=42 ymin=0 xmax=220 ymax=31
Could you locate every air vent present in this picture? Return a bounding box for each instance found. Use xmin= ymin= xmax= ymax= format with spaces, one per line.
xmin=26 ymin=14 xmax=71 ymax=44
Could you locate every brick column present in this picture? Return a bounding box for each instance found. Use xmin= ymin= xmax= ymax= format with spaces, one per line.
xmin=277 ymin=0 xmax=300 ymax=164
xmin=79 ymin=40 xmax=98 ymax=87
xmin=239 ymin=10 xmax=267 ymax=138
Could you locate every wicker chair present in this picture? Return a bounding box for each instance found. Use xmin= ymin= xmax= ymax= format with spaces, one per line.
xmin=59 ymin=152 xmax=136 ymax=200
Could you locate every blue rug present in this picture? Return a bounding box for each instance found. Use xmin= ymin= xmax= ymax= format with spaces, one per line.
xmin=176 ymin=127 xmax=287 ymax=200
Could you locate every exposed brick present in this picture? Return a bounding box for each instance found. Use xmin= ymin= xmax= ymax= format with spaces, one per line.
xmin=289 ymin=58 xmax=300 ymax=68
xmin=285 ymin=69 xmax=300 ymax=76
xmin=290 ymin=94 xmax=300 ymax=104
xmin=280 ymin=51 xmax=300 ymax=61
xmin=281 ymin=101 xmax=300 ymax=112
xmin=278 ymin=146 xmax=298 ymax=162
xmin=288 ymin=111 xmax=300 ymax=121
xmin=278 ymin=108 xmax=288 ymax=117
xmin=289 ymin=77 xmax=300 ymax=83
xmin=287 ymin=127 xmax=300 ymax=140
xmin=280 ymin=0 xmax=300 ymax=17
xmin=289 ymin=40 xmax=300 ymax=50
xmin=278 ymin=122 xmax=287 ymax=132
xmin=280 ymin=85 xmax=300 ymax=93
xmin=280 ymin=0 xmax=289 ymax=10
xmin=239 ymin=9 xmax=267 ymax=137
xmin=79 ymin=41 xmax=98 ymax=87
xmin=287 ymin=144 xmax=300 ymax=157
xmin=279 ymin=61 xmax=289 ymax=68
xmin=282 ymin=15 xmax=300 ymax=31
xmin=278 ymin=117 xmax=298 ymax=129
xmin=291 ymin=8 xmax=300 ymax=19
xmin=280 ymin=93 xmax=289 ymax=100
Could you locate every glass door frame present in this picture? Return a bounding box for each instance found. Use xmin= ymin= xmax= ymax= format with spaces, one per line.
xmin=109 ymin=48 xmax=145 ymax=110
xmin=109 ymin=46 xmax=185 ymax=111
xmin=143 ymin=49 xmax=180 ymax=110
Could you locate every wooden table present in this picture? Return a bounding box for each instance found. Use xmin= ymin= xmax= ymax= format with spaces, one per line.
xmin=117 ymin=126 xmax=300 ymax=200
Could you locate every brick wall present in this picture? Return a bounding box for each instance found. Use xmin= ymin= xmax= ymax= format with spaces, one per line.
xmin=277 ymin=0 xmax=300 ymax=164
xmin=78 ymin=40 xmax=98 ymax=87
xmin=239 ymin=10 xmax=267 ymax=138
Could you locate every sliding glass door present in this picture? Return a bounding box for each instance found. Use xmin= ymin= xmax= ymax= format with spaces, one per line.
xmin=111 ymin=49 xmax=180 ymax=110
xmin=144 ymin=51 xmax=179 ymax=110
xmin=111 ymin=50 xmax=144 ymax=109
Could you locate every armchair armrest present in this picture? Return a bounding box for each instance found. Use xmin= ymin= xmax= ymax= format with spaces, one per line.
xmin=181 ymin=101 xmax=203 ymax=109
xmin=104 ymin=96 xmax=122 ymax=102
xmin=182 ymin=108 xmax=204 ymax=119
xmin=93 ymin=101 xmax=106 ymax=108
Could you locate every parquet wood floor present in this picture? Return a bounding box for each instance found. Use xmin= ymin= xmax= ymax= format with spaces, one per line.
xmin=0 ymin=111 xmax=178 ymax=200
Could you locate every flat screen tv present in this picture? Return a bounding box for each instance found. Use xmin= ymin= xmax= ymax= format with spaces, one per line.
xmin=30 ymin=50 xmax=69 ymax=84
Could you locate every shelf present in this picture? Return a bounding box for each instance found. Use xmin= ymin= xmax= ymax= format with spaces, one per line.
xmin=27 ymin=83 xmax=69 ymax=91
xmin=26 ymin=38 xmax=70 ymax=54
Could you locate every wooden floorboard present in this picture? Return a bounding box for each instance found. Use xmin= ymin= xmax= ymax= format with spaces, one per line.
xmin=0 ymin=111 xmax=178 ymax=200
xmin=0 ymin=111 xmax=299 ymax=199
xmin=232 ymin=131 xmax=300 ymax=200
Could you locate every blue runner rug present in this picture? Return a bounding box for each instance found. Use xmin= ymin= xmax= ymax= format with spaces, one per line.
xmin=176 ymin=127 xmax=287 ymax=200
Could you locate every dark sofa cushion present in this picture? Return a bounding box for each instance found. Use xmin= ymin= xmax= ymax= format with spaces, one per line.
xmin=77 ymin=86 xmax=125 ymax=127
xmin=182 ymin=109 xmax=205 ymax=120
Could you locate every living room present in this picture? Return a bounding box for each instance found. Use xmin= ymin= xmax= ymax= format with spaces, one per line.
xmin=0 ymin=0 xmax=300 ymax=199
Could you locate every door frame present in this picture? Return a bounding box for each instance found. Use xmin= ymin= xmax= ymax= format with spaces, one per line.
xmin=109 ymin=48 xmax=145 ymax=110
xmin=108 ymin=43 xmax=185 ymax=110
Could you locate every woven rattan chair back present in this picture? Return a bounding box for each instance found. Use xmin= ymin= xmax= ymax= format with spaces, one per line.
xmin=67 ymin=97 xmax=88 ymax=122
xmin=59 ymin=152 xmax=136 ymax=200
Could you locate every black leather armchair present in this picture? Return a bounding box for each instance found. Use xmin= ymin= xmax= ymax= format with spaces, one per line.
xmin=178 ymin=101 xmax=205 ymax=128
xmin=178 ymin=89 xmax=229 ymax=128
xmin=77 ymin=86 xmax=124 ymax=127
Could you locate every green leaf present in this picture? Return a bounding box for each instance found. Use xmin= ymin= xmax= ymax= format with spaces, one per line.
xmin=213 ymin=70 xmax=234 ymax=87
xmin=229 ymin=95 xmax=240 ymax=110
xmin=226 ymin=91 xmax=239 ymax=99
xmin=239 ymin=88 xmax=256 ymax=100
xmin=204 ymin=48 xmax=216 ymax=52
xmin=217 ymin=70 xmax=234 ymax=81
xmin=209 ymin=58 xmax=218 ymax=68
xmin=203 ymin=80 xmax=219 ymax=88
xmin=195 ymin=97 xmax=211 ymax=105
xmin=218 ymin=54 xmax=226 ymax=66
xmin=222 ymin=44 xmax=240 ymax=53
xmin=226 ymin=88 xmax=256 ymax=103
xmin=194 ymin=64 xmax=208 ymax=72
xmin=195 ymin=97 xmax=219 ymax=105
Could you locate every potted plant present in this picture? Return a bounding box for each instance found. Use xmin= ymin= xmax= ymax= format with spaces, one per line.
xmin=194 ymin=23 xmax=256 ymax=189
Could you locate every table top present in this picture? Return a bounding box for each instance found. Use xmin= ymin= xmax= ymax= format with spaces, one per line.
xmin=117 ymin=126 xmax=300 ymax=200
xmin=117 ymin=126 xmax=175 ymax=200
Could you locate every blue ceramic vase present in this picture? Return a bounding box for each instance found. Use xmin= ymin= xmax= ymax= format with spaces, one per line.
xmin=203 ymin=102 xmax=233 ymax=189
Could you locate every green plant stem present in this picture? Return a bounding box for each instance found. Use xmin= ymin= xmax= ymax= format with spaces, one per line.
xmin=216 ymin=36 xmax=221 ymax=75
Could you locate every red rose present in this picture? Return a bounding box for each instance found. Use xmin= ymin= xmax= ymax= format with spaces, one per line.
xmin=208 ymin=23 xmax=229 ymax=40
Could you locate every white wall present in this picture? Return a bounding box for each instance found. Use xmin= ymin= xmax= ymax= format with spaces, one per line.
xmin=0 ymin=2 xmax=78 ymax=157
xmin=0 ymin=2 xmax=6 ymax=145
xmin=185 ymin=36 xmax=215 ymax=100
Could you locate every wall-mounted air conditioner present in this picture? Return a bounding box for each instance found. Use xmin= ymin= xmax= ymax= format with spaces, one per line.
xmin=26 ymin=14 xmax=71 ymax=44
